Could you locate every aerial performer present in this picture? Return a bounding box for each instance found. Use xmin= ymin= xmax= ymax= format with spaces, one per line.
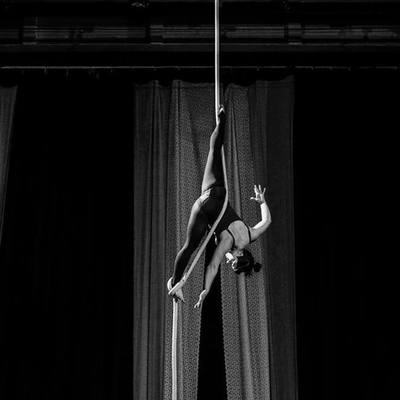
xmin=166 ymin=3 xmax=271 ymax=399
xmin=167 ymin=105 xmax=272 ymax=308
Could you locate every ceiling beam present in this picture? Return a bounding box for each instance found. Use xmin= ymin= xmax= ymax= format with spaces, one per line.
xmin=2 ymin=1 xmax=400 ymax=67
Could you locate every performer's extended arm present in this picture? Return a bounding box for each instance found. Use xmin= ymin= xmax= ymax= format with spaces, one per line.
xmin=250 ymin=185 xmax=271 ymax=241
xmin=194 ymin=237 xmax=233 ymax=308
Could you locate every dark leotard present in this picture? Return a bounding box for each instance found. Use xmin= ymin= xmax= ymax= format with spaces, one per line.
xmin=225 ymin=225 xmax=253 ymax=250
xmin=201 ymin=185 xmax=253 ymax=250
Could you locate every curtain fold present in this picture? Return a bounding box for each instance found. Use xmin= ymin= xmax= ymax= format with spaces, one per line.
xmin=133 ymin=78 xmax=295 ymax=400
xmin=248 ymin=78 xmax=297 ymax=400
xmin=0 ymin=86 xmax=17 ymax=245
xmin=221 ymin=84 xmax=271 ymax=400
xmin=133 ymin=82 xmax=171 ymax=400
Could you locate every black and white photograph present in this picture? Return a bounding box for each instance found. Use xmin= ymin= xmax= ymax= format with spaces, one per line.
xmin=0 ymin=1 xmax=398 ymax=399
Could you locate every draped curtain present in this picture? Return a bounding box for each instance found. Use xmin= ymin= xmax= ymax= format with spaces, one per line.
xmin=0 ymin=86 xmax=17 ymax=245
xmin=133 ymin=77 xmax=296 ymax=400
xmin=249 ymin=80 xmax=297 ymax=400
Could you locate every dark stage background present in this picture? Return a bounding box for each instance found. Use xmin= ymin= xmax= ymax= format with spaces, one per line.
xmin=294 ymin=71 xmax=399 ymax=400
xmin=0 ymin=69 xmax=398 ymax=399
xmin=0 ymin=73 xmax=134 ymax=400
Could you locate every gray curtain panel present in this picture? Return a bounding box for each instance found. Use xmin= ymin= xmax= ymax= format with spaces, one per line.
xmin=0 ymin=86 xmax=17 ymax=244
xmin=133 ymin=78 xmax=296 ymax=400
xmin=248 ymin=79 xmax=297 ymax=400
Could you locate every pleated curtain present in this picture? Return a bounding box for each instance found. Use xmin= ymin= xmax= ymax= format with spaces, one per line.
xmin=0 ymin=86 xmax=17 ymax=246
xmin=133 ymin=77 xmax=296 ymax=400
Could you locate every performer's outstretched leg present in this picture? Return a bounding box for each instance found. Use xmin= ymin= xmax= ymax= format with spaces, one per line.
xmin=171 ymin=199 xmax=209 ymax=286
xmin=201 ymin=107 xmax=226 ymax=193
xmin=170 ymin=107 xmax=226 ymax=295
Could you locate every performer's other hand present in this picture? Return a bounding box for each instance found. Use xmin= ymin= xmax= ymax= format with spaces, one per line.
xmin=250 ymin=184 xmax=266 ymax=204
xmin=194 ymin=290 xmax=208 ymax=309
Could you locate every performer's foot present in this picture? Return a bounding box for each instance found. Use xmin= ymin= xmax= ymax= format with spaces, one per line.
xmin=173 ymin=287 xmax=185 ymax=303
xmin=167 ymin=277 xmax=185 ymax=303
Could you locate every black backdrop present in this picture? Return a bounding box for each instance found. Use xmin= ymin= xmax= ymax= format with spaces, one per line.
xmin=294 ymin=71 xmax=399 ymax=400
xmin=0 ymin=73 xmax=133 ymax=400
xmin=0 ymin=70 xmax=398 ymax=399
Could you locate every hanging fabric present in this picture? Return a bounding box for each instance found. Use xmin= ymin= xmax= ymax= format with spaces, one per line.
xmin=169 ymin=1 xmax=228 ymax=400
xmin=0 ymin=86 xmax=17 ymax=245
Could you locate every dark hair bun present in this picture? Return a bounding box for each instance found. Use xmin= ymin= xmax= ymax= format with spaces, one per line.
xmin=253 ymin=262 xmax=262 ymax=273
xmin=233 ymin=249 xmax=262 ymax=276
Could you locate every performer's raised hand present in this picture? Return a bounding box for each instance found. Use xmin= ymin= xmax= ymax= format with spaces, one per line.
xmin=250 ymin=184 xmax=266 ymax=204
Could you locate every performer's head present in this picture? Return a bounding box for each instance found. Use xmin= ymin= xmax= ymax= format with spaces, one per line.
xmin=230 ymin=249 xmax=261 ymax=276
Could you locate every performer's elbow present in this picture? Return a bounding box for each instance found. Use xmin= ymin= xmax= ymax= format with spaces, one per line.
xmin=262 ymin=219 xmax=271 ymax=233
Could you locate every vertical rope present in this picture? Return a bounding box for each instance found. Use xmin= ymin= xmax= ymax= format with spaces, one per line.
xmin=168 ymin=1 xmax=227 ymax=296
xmin=171 ymin=299 xmax=178 ymax=400
xmin=170 ymin=1 xmax=228 ymax=400
xmin=215 ymin=0 xmax=220 ymax=122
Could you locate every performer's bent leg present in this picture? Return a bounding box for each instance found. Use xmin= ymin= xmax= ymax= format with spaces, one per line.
xmin=201 ymin=109 xmax=226 ymax=193
xmin=172 ymin=199 xmax=209 ymax=286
